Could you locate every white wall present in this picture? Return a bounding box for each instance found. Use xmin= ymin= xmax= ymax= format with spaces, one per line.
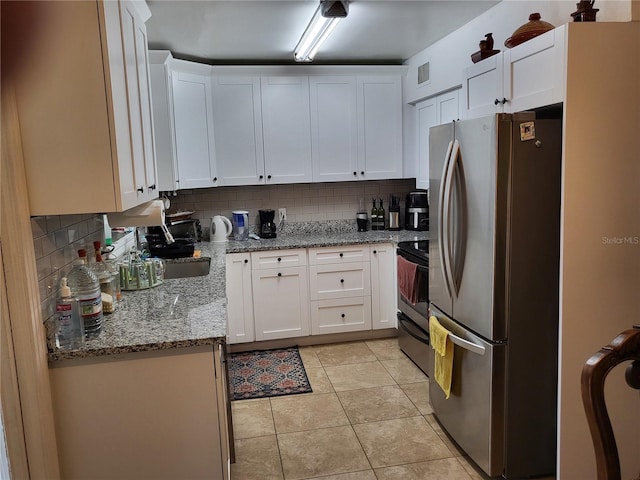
xmin=403 ymin=0 xmax=633 ymax=104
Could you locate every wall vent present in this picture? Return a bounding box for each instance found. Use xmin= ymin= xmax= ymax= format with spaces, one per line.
xmin=417 ymin=61 xmax=430 ymax=85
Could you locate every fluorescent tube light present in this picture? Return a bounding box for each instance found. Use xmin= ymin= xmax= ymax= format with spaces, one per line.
xmin=294 ymin=7 xmax=342 ymax=63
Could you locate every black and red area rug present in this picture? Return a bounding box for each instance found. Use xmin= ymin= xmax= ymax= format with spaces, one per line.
xmin=229 ymin=346 xmax=312 ymax=400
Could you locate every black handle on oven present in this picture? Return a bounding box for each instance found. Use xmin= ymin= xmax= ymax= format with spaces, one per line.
xmin=417 ymin=265 xmax=429 ymax=274
xmin=398 ymin=315 xmax=430 ymax=346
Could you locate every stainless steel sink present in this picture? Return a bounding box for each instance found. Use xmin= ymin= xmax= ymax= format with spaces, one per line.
xmin=163 ymin=258 xmax=211 ymax=279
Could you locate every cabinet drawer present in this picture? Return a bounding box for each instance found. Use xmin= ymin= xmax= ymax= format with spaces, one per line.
xmin=308 ymin=246 xmax=370 ymax=265
xmin=311 ymin=297 xmax=372 ymax=335
xmin=309 ymin=263 xmax=371 ymax=301
xmin=250 ymin=248 xmax=307 ymax=269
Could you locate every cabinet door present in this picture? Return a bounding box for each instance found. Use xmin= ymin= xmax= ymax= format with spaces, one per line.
xmin=356 ymin=76 xmax=403 ymax=179
xmin=370 ymin=244 xmax=396 ymax=330
xmin=252 ymin=267 xmax=310 ymax=341
xmin=117 ymin=0 xmax=157 ymax=207
xmin=437 ymin=89 xmax=460 ymax=124
xmin=225 ymin=253 xmax=254 ymax=344
xmin=172 ymin=71 xmax=218 ymax=189
xmin=462 ymin=54 xmax=504 ymax=119
xmin=149 ymin=54 xmax=179 ymax=192
xmin=212 ymin=76 xmax=265 ymax=186
xmin=310 ymin=297 xmax=372 ymax=335
xmin=49 ymin=347 xmax=225 ymax=479
xmin=503 ymin=26 xmax=566 ymax=113
xmin=309 ymin=263 xmax=371 ymax=301
xmin=131 ymin=6 xmax=158 ymax=200
xmin=416 ymin=98 xmax=437 ymax=190
xmin=309 ymin=76 xmax=359 ymax=182
xmin=250 ymin=248 xmax=307 ymax=269
xmin=261 ymin=76 xmax=313 ymax=184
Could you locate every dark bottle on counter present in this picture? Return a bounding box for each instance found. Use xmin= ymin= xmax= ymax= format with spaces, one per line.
xmin=378 ymin=197 xmax=385 ymax=230
xmin=371 ymin=198 xmax=379 ymax=231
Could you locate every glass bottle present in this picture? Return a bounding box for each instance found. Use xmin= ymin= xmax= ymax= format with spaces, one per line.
xmin=378 ymin=197 xmax=386 ymax=230
xmin=371 ymin=198 xmax=379 ymax=231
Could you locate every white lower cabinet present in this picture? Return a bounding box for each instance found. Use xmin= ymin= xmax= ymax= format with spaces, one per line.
xmin=310 ymin=297 xmax=372 ymax=335
xmin=252 ymin=266 xmax=310 ymax=340
xmin=226 ymin=243 xmax=396 ymax=343
xmin=370 ymin=243 xmax=397 ymax=330
xmin=250 ymin=248 xmax=310 ymax=341
xmin=225 ymin=253 xmax=254 ymax=344
xmin=309 ymin=263 xmax=371 ymax=301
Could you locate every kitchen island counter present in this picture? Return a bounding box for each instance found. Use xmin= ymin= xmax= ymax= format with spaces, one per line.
xmin=47 ymin=228 xmax=428 ymax=362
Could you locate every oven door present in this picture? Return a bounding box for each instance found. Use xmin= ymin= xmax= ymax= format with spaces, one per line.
xmin=397 ymin=313 xmax=431 ymax=377
xmin=396 ymin=248 xmax=429 ymax=330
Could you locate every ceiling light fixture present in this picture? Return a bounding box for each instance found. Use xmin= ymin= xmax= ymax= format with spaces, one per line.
xmin=294 ymin=1 xmax=349 ymax=63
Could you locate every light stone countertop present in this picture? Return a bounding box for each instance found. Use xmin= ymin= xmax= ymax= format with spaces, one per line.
xmin=47 ymin=228 xmax=428 ymax=363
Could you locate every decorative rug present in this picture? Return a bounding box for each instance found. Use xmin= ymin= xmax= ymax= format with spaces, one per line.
xmin=229 ymin=346 xmax=313 ymax=400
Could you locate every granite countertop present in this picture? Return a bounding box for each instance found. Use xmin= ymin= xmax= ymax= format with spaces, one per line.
xmin=48 ymin=226 xmax=428 ymax=363
xmin=226 ymin=229 xmax=428 ymax=252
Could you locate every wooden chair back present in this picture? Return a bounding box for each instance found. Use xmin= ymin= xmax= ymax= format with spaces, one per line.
xmin=581 ymin=324 xmax=640 ymax=480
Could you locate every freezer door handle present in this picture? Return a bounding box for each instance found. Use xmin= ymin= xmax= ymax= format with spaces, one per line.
xmin=448 ymin=332 xmax=486 ymax=356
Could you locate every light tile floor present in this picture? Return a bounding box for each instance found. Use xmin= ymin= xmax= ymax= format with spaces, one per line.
xmin=230 ymin=338 xmax=494 ymax=480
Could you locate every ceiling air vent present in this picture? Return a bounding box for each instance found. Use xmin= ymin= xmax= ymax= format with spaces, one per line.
xmin=417 ymin=61 xmax=430 ymax=85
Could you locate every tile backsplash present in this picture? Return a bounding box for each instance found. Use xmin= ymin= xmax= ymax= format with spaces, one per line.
xmin=32 ymin=214 xmax=105 ymax=324
xmin=166 ymin=179 xmax=416 ymax=228
xmin=33 ymin=179 xmax=417 ymax=322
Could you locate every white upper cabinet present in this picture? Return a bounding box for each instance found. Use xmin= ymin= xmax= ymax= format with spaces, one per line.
xmin=461 ymin=54 xmax=505 ymax=119
xmin=260 ymin=76 xmax=313 ymax=184
xmin=416 ymin=98 xmax=437 ymax=190
xmin=309 ymin=76 xmax=359 ymax=182
xmin=149 ymin=51 xmax=178 ymax=192
xmin=172 ymin=71 xmax=218 ymax=189
xmin=462 ymin=25 xmax=566 ymax=119
xmin=12 ymin=0 xmax=158 ymax=215
xmin=357 ymin=76 xmax=403 ymax=179
xmin=212 ymin=76 xmax=265 ymax=186
xmin=415 ymin=89 xmax=459 ymax=190
xmin=503 ymin=25 xmax=566 ymax=113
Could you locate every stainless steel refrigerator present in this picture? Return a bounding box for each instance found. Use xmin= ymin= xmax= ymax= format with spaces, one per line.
xmin=428 ymin=113 xmax=562 ymax=479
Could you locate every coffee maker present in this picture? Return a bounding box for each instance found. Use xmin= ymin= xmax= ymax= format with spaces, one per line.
xmin=259 ymin=209 xmax=277 ymax=239
xmin=405 ymin=190 xmax=429 ymax=231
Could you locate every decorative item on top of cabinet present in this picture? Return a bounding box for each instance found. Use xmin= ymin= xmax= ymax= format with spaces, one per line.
xmin=505 ymin=13 xmax=555 ymax=48
xmin=571 ymin=0 xmax=599 ymax=22
xmin=471 ymin=33 xmax=500 ymax=64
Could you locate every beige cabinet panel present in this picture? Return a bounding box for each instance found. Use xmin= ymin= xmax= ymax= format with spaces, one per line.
xmin=49 ymin=346 xmax=228 ymax=480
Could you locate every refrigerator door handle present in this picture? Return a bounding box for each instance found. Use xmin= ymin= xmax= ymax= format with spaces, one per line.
xmin=448 ymin=332 xmax=486 ymax=356
xmin=438 ymin=140 xmax=455 ymax=300
xmin=449 ymin=140 xmax=467 ymax=295
xmin=443 ymin=140 xmax=458 ymax=298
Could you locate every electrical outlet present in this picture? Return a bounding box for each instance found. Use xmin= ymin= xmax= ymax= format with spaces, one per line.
xmin=278 ymin=208 xmax=287 ymax=221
